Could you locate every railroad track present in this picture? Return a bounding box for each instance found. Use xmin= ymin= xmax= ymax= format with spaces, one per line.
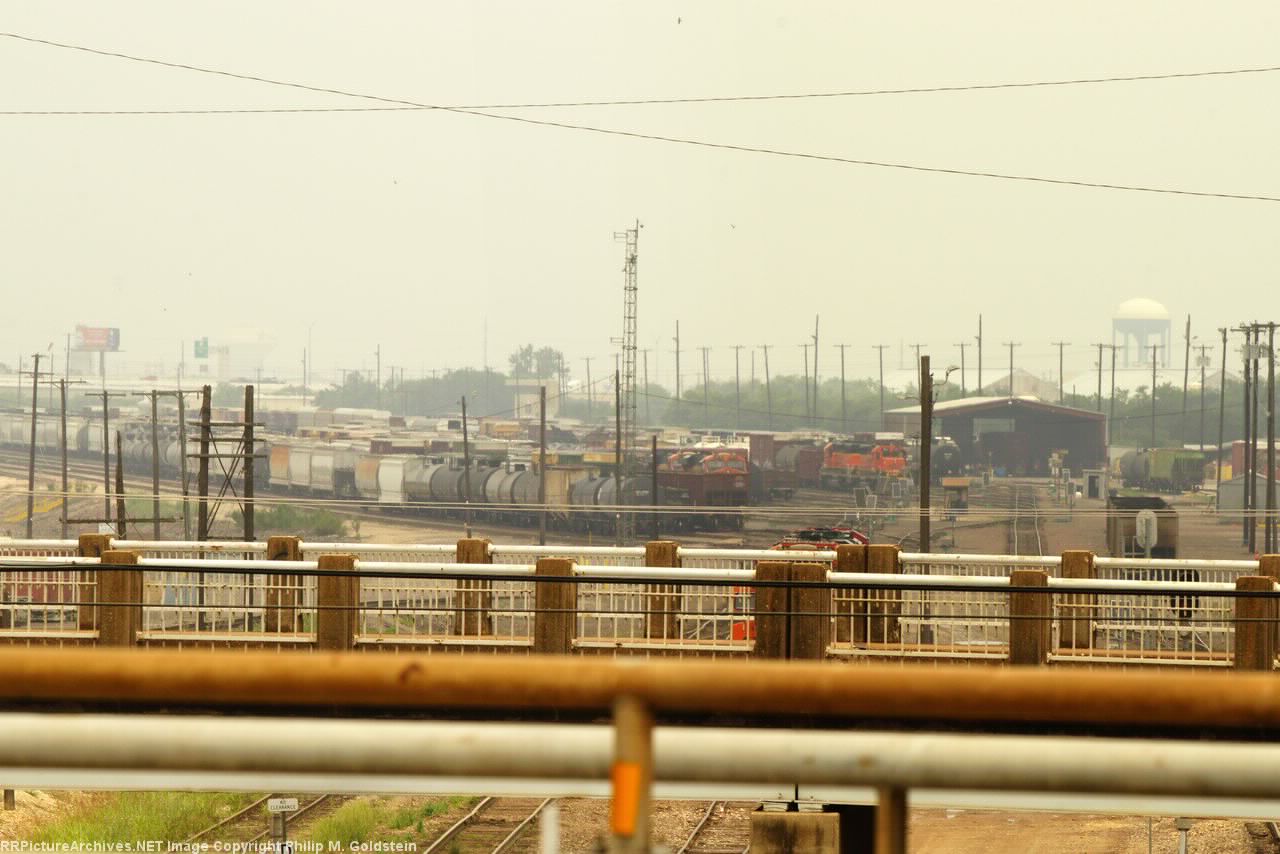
xmin=183 ymin=793 xmax=322 ymax=843
xmin=1010 ymin=482 xmax=1043 ymax=557
xmin=981 ymin=481 xmax=1043 ymax=557
xmin=678 ymin=801 xmax=751 ymax=854
xmin=422 ymin=797 xmax=551 ymax=854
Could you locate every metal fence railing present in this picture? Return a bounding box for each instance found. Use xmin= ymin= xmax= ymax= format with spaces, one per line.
xmin=0 ymin=539 xmax=1275 ymax=668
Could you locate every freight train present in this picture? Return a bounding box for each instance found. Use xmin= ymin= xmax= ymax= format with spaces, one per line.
xmin=0 ymin=410 xmax=749 ymax=533
xmin=269 ymin=442 xmax=747 ymax=532
xmin=1118 ymin=448 xmax=1205 ymax=494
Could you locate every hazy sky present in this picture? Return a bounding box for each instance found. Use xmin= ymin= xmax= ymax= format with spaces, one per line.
xmin=2 ymin=2 xmax=1277 ymax=389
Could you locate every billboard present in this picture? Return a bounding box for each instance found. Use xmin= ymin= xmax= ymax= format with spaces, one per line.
xmin=75 ymin=325 xmax=120 ymax=352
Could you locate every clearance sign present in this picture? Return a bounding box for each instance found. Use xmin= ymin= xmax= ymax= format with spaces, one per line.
xmin=75 ymin=325 xmax=121 ymax=351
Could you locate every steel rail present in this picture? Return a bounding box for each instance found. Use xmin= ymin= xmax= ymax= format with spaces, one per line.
xmin=246 ymin=794 xmax=331 ymax=843
xmin=493 ymin=797 xmax=553 ymax=854
xmin=10 ymin=649 xmax=1280 ymax=729
xmin=422 ymin=796 xmax=493 ymax=853
xmin=677 ymin=801 xmax=722 ymax=854
xmin=184 ymin=793 xmax=272 ymax=842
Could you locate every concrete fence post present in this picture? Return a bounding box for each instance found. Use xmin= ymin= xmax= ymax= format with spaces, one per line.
xmin=643 ymin=541 xmax=680 ymax=640
xmin=76 ymin=533 xmax=112 ymax=632
xmin=315 ymin=553 xmax=357 ymax=651
xmin=1234 ymin=575 xmax=1276 ymax=671
xmin=454 ymin=538 xmax=492 ymax=637
xmin=264 ymin=535 xmax=301 ymax=634
xmin=753 ymin=561 xmax=790 ymax=659
xmin=833 ymin=544 xmax=867 ymax=644
xmin=866 ymin=545 xmax=902 ymax=645
xmin=790 ymin=561 xmax=830 ymax=661
xmin=97 ymin=549 xmax=141 ymax=648
xmin=1058 ymin=550 xmax=1096 ymax=650
xmin=1009 ymin=568 xmax=1051 ymax=666
xmin=533 ymin=558 xmax=575 ymax=654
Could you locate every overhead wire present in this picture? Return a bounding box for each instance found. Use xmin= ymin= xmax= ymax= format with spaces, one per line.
xmin=6 ymin=61 xmax=1280 ymax=113
xmin=2 ymin=31 xmax=1278 ymax=203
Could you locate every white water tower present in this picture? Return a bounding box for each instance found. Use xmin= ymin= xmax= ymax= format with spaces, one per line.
xmin=1112 ymin=298 xmax=1171 ymax=368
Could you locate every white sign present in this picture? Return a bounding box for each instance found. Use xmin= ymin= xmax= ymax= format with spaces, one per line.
xmin=267 ymin=798 xmax=299 ymax=813
xmin=1135 ymin=510 xmax=1159 ymax=551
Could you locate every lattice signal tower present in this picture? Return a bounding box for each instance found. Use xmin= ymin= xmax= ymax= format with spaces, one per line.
xmin=615 ymin=221 xmax=640 ymax=540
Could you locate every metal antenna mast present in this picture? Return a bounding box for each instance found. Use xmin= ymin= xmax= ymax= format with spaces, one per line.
xmin=614 ymin=220 xmax=640 ymax=541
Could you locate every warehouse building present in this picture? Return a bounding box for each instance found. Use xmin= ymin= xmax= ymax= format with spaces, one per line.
xmin=884 ymin=396 xmax=1107 ymax=476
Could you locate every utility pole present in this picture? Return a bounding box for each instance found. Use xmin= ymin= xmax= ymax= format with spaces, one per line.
xmin=761 ymin=345 xmax=773 ymax=430
xmin=873 ymin=345 xmax=889 ymax=431
xmin=177 ymin=391 xmax=190 ymax=539
xmin=651 ymin=435 xmax=660 ymax=541
xmin=1109 ymin=344 xmax=1118 ymax=434
xmin=461 ymin=395 xmax=472 ymax=538
xmin=1003 ymin=342 xmax=1021 ymax=398
xmin=1251 ymin=326 xmax=1262 ymax=553
xmin=699 ymin=346 xmax=710 ymax=427
xmin=59 ymin=380 xmax=68 ymax=538
xmin=954 ymin=342 xmax=967 ymax=397
xmin=114 ymin=432 xmax=126 ymax=539
xmin=1240 ymin=326 xmax=1253 ymax=541
xmin=84 ymin=389 xmax=129 ymax=530
xmin=538 ymin=386 xmax=547 ymax=545
xmin=240 ymin=385 xmax=255 ymax=542
xmin=1196 ymin=344 xmax=1212 ymax=453
xmin=1150 ymin=344 xmax=1162 ymax=448
xmin=1266 ymin=324 xmax=1276 ymax=553
xmin=584 ymin=357 xmax=594 ymax=422
xmin=976 ymin=314 xmax=983 ymax=393
xmin=1094 ymin=343 xmax=1105 ymax=411
xmin=672 ymin=322 xmax=682 ymax=420
xmin=801 ymin=343 xmax=811 ymax=424
xmin=150 ymin=390 xmax=161 ymax=538
xmin=732 ymin=345 xmax=744 ymax=430
xmin=1217 ymin=328 xmax=1228 ymax=511
xmin=641 ymin=348 xmax=651 ymax=424
xmin=834 ymin=344 xmax=849 ymax=434
xmin=1052 ymin=341 xmax=1070 ymax=404
xmin=376 ymin=345 xmax=382 ymax=410
xmin=1182 ymin=315 xmax=1192 ymax=447
xmin=811 ymin=315 xmax=820 ymax=426
xmin=615 ymin=369 xmax=623 ymax=546
xmin=196 ymin=386 xmax=211 ymax=541
xmin=909 ymin=343 xmax=925 ymax=371
xmin=24 ymin=353 xmax=41 ymax=538
xmin=919 ymin=355 xmax=933 ymax=554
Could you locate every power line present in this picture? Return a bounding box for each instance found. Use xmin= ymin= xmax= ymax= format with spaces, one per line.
xmin=4 ymin=31 xmax=1279 ymax=110
xmin=4 ymin=31 xmax=1278 ymax=203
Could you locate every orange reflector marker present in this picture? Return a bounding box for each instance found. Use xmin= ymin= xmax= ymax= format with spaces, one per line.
xmin=610 ymin=760 xmax=642 ymax=835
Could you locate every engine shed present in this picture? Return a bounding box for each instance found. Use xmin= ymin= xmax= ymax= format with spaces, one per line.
xmin=884 ymin=396 xmax=1106 ymax=476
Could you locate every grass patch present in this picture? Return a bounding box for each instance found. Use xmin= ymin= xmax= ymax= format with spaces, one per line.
xmin=232 ymin=503 xmax=349 ymax=538
xmin=26 ymin=792 xmax=257 ymax=842
xmin=124 ymin=498 xmax=184 ymax=520
xmin=306 ymin=797 xmax=470 ymax=843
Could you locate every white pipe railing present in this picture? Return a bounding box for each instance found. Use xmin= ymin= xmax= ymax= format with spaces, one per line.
xmin=4 ymin=555 xmax=1272 ymax=593
xmin=3 ymin=714 xmax=1280 ymax=802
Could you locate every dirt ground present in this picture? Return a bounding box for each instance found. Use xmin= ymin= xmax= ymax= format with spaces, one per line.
xmin=911 ymin=809 xmax=1275 ymax=853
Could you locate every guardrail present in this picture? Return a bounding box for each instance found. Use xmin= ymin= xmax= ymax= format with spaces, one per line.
xmin=13 ymin=652 xmax=1280 ymax=849
xmin=2 ymin=536 xmax=1278 ymax=669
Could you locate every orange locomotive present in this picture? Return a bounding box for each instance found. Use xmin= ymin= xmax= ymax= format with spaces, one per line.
xmin=819 ymin=436 xmax=909 ymax=490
